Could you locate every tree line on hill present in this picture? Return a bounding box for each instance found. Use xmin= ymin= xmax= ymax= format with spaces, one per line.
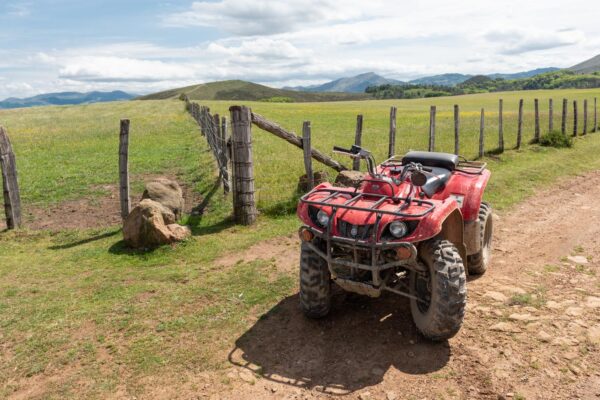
xmin=365 ymin=70 xmax=600 ymax=99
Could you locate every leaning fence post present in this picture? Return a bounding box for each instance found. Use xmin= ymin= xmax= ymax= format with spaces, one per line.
xmin=549 ymin=99 xmax=554 ymax=132
xmin=479 ymin=108 xmax=485 ymax=158
xmin=0 ymin=127 xmax=21 ymax=229
xmin=220 ymin=116 xmax=230 ymax=194
xmin=454 ymin=104 xmax=460 ymax=155
xmin=302 ymin=121 xmax=314 ymax=191
xmin=573 ymin=100 xmax=578 ymax=137
xmin=119 ymin=119 xmax=131 ymax=220
xmin=498 ymin=99 xmax=504 ymax=153
xmin=353 ymin=115 xmax=363 ymax=171
xmin=562 ymin=98 xmax=567 ymax=135
xmin=429 ymin=106 xmax=436 ymax=152
xmin=534 ymin=98 xmax=540 ymax=142
xmin=517 ymin=99 xmax=523 ymax=149
xmin=388 ymin=106 xmax=397 ymax=158
xmin=583 ymin=99 xmax=588 ymax=135
xmin=229 ymin=106 xmax=257 ymax=225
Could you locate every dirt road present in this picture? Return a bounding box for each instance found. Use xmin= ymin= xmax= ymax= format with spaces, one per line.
xmin=163 ymin=172 xmax=600 ymax=399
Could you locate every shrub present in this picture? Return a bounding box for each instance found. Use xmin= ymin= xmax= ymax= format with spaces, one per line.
xmin=539 ymin=131 xmax=573 ymax=148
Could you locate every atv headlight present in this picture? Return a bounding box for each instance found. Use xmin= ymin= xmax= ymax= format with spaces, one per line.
xmin=316 ymin=210 xmax=330 ymax=227
xmin=389 ymin=221 xmax=408 ymax=238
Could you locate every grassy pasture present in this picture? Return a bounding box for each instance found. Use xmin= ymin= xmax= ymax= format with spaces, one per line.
xmin=1 ymin=89 xmax=600 ymax=398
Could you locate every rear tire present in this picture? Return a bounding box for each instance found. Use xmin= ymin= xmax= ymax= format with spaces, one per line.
xmin=409 ymin=240 xmax=467 ymax=341
xmin=299 ymin=242 xmax=331 ymax=318
xmin=467 ymin=202 xmax=493 ymax=275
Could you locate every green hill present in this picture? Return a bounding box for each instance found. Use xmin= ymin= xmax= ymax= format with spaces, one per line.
xmin=138 ymin=80 xmax=369 ymax=102
xmin=569 ymin=54 xmax=600 ymax=74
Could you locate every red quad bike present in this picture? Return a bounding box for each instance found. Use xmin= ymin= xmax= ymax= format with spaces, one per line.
xmin=297 ymin=146 xmax=493 ymax=340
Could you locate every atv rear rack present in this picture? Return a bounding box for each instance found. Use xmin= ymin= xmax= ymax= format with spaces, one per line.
xmin=300 ymin=187 xmax=436 ymax=218
xmin=381 ymin=155 xmax=487 ymax=175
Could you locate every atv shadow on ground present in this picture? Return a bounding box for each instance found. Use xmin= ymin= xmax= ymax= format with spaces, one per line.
xmin=229 ymin=288 xmax=451 ymax=395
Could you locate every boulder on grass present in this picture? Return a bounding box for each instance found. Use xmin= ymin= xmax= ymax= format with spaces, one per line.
xmin=123 ymin=199 xmax=191 ymax=248
xmin=335 ymin=170 xmax=366 ymax=188
xmin=297 ymin=171 xmax=329 ymax=192
xmin=141 ymin=178 xmax=185 ymax=220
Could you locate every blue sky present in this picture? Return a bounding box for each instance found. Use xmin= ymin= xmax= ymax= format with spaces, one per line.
xmin=0 ymin=0 xmax=599 ymax=98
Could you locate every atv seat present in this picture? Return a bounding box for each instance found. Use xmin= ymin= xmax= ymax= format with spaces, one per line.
xmin=402 ymin=151 xmax=459 ymax=171
xmin=421 ymin=167 xmax=452 ymax=197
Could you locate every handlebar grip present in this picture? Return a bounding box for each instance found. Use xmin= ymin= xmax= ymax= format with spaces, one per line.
xmin=333 ymin=146 xmax=352 ymax=153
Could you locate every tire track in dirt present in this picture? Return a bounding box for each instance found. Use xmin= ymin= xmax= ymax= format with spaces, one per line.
xmin=147 ymin=171 xmax=600 ymax=399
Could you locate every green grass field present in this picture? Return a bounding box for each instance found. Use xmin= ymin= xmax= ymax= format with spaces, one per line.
xmin=1 ymin=88 xmax=600 ymax=398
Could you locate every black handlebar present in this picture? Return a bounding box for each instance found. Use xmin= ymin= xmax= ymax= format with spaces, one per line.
xmin=333 ymin=145 xmax=353 ymax=153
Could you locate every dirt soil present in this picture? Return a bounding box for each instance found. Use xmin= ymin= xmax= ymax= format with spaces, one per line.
xmin=200 ymin=172 xmax=600 ymax=400
xmin=0 ymin=176 xmax=203 ymax=231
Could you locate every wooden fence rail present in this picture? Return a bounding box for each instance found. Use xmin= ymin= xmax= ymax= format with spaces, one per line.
xmin=0 ymin=127 xmax=21 ymax=229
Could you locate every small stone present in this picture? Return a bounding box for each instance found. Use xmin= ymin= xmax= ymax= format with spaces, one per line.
xmin=358 ymin=391 xmax=372 ymax=400
xmin=587 ymin=325 xmax=600 ymax=345
xmin=585 ymin=296 xmax=600 ymax=308
xmin=509 ymin=313 xmax=538 ymax=322
xmin=386 ymin=391 xmax=398 ymax=400
xmin=563 ymin=351 xmax=579 ymax=361
xmin=490 ymin=322 xmax=521 ymax=333
xmin=567 ymin=255 xmax=588 ymax=264
xmin=546 ymin=300 xmax=562 ymax=309
xmin=484 ymin=291 xmax=508 ymax=303
xmin=238 ymin=370 xmax=255 ymax=383
xmin=407 ymin=351 xmax=415 ymax=358
xmin=537 ymin=331 xmax=552 ymax=342
xmin=568 ymin=364 xmax=582 ymax=375
xmin=565 ymin=307 xmax=584 ymax=316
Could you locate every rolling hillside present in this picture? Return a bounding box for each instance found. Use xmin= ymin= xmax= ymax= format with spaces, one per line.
xmin=286 ymin=72 xmax=404 ymax=93
xmin=569 ymin=54 xmax=600 ymax=74
xmin=138 ymin=80 xmax=369 ymax=102
xmin=0 ymin=90 xmax=134 ymax=109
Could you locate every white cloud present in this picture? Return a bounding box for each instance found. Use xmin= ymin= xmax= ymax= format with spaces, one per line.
xmin=484 ymin=28 xmax=585 ymax=55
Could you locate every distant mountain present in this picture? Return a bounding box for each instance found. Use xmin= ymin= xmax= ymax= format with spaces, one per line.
xmin=0 ymin=91 xmax=134 ymax=109
xmin=138 ymin=80 xmax=368 ymax=102
xmin=287 ymin=72 xmax=404 ymax=93
xmin=569 ymin=54 xmax=600 ymax=74
xmin=409 ymin=68 xmax=560 ymax=87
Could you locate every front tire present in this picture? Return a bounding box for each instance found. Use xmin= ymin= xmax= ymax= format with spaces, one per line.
xmin=299 ymin=242 xmax=331 ymax=318
xmin=410 ymin=240 xmax=467 ymax=341
xmin=467 ymin=202 xmax=493 ymax=275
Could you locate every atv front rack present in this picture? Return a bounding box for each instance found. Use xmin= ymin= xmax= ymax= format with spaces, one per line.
xmin=300 ymin=188 xmax=436 ymax=218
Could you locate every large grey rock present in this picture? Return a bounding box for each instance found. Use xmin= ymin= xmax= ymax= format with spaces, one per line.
xmin=141 ymin=178 xmax=185 ymax=220
xmin=334 ymin=170 xmax=366 ymax=188
xmin=123 ymin=199 xmax=191 ymax=248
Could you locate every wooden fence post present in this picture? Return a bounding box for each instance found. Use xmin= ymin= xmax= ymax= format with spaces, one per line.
xmin=302 ymin=121 xmax=314 ymax=191
xmin=498 ymin=99 xmax=504 ymax=152
xmin=573 ymin=100 xmax=578 ymax=137
xmin=353 ymin=115 xmax=363 ymax=171
xmin=549 ymin=99 xmax=554 ymax=132
xmin=562 ymin=98 xmax=567 ymax=135
xmin=583 ymin=99 xmax=588 ymax=135
xmin=0 ymin=127 xmax=21 ymax=229
xmin=517 ymin=99 xmax=523 ymax=149
xmin=454 ymin=104 xmax=460 ymax=155
xmin=594 ymin=98 xmax=598 ymax=133
xmin=229 ymin=106 xmax=257 ymax=225
xmin=220 ymin=116 xmax=230 ymax=194
xmin=479 ymin=108 xmax=485 ymax=158
xmin=534 ymin=98 xmax=540 ymax=142
xmin=119 ymin=119 xmax=131 ymax=220
xmin=429 ymin=106 xmax=436 ymax=152
xmin=388 ymin=106 xmax=397 ymax=158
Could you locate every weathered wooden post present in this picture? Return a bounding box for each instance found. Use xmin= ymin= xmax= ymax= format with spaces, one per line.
xmin=230 ymin=106 xmax=257 ymax=225
xmin=516 ymin=99 xmax=523 ymax=149
xmin=119 ymin=119 xmax=131 ymax=220
xmin=562 ymin=98 xmax=567 ymax=135
xmin=549 ymin=99 xmax=554 ymax=132
xmin=454 ymin=104 xmax=460 ymax=155
xmin=429 ymin=106 xmax=436 ymax=152
xmin=498 ymin=99 xmax=504 ymax=153
xmin=573 ymin=100 xmax=578 ymax=137
xmin=0 ymin=127 xmax=21 ymax=229
xmin=302 ymin=121 xmax=314 ymax=191
xmin=388 ymin=106 xmax=397 ymax=158
xmin=479 ymin=108 xmax=485 ymax=158
xmin=353 ymin=115 xmax=363 ymax=171
xmin=534 ymin=98 xmax=540 ymax=142
xmin=594 ymin=98 xmax=598 ymax=133
xmin=220 ymin=116 xmax=230 ymax=194
xmin=583 ymin=99 xmax=588 ymax=135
